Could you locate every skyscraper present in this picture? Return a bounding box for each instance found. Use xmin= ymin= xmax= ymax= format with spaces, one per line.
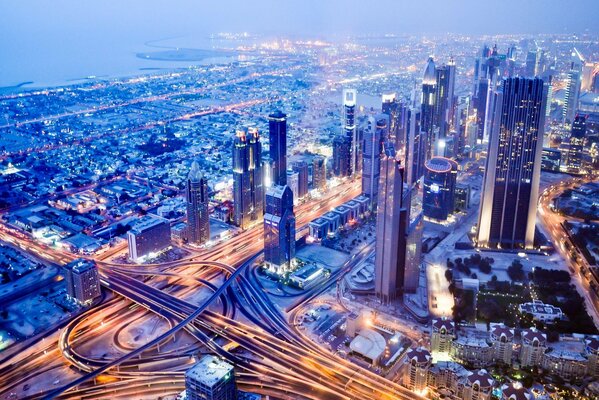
xmin=566 ymin=114 xmax=586 ymax=173
xmin=421 ymin=56 xmax=437 ymax=161
xmin=525 ymin=43 xmax=541 ymax=77
xmin=311 ymin=155 xmax=327 ymax=191
xmin=332 ymin=135 xmax=351 ymax=177
xmin=264 ymin=185 xmax=296 ymax=274
xmin=291 ymin=160 xmax=309 ymax=199
xmin=477 ymin=77 xmax=548 ymax=249
xmin=563 ymin=48 xmax=584 ymax=124
xmin=423 ymin=157 xmax=458 ymax=221
xmin=268 ymin=110 xmax=287 ymax=186
xmin=375 ymin=142 xmax=413 ymax=303
xmin=362 ymin=114 xmax=388 ymax=205
xmin=233 ymin=127 xmax=263 ymax=229
xmin=407 ymin=106 xmax=424 ymax=185
xmin=342 ymin=88 xmax=359 ymax=176
xmin=186 ymin=161 xmax=210 ymax=245
xmin=433 ymin=58 xmax=456 ymax=148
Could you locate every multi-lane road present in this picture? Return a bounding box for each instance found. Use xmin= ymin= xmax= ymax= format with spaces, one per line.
xmin=0 ymin=178 xmax=427 ymax=400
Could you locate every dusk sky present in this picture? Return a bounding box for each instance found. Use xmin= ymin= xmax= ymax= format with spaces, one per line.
xmin=1 ymin=0 xmax=597 ymax=86
xmin=2 ymin=0 xmax=598 ymax=40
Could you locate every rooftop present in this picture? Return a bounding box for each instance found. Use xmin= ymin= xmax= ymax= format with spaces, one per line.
xmin=185 ymin=355 xmax=234 ymax=387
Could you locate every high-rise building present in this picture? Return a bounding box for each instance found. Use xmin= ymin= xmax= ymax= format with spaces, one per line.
xmin=268 ymin=110 xmax=287 ymax=186
xmin=433 ymin=58 xmax=456 ymax=149
xmin=403 ymin=348 xmax=432 ymax=393
xmin=286 ymin=170 xmax=299 ymax=205
xmin=362 ymin=114 xmax=388 ymax=205
xmin=525 ymin=44 xmax=541 ymax=77
xmin=264 ymin=185 xmax=296 ymax=274
xmin=519 ymin=328 xmax=547 ymax=368
xmin=127 ymin=215 xmax=172 ymax=262
xmin=423 ymin=157 xmax=458 ymax=221
xmin=490 ymin=324 xmax=514 ymax=365
xmin=474 ymin=78 xmax=491 ymax=142
xmin=332 ymin=135 xmax=351 ymax=177
xmin=233 ymin=127 xmax=263 ymax=229
xmin=375 ymin=142 xmax=414 ymax=303
xmin=291 ymin=160 xmax=309 ymax=199
xmin=64 ymin=259 xmax=101 ymax=305
xmin=541 ymin=148 xmax=561 ymax=172
xmin=431 ymin=318 xmax=456 ymax=353
xmin=566 ymin=115 xmax=587 ymax=173
xmin=342 ymin=89 xmax=359 ymax=176
xmin=262 ymin=157 xmax=275 ymax=189
xmin=454 ymin=96 xmax=471 ymax=156
xmin=407 ymin=106 xmax=424 ymax=185
xmin=421 ymin=56 xmax=437 ymax=161
xmin=311 ymin=155 xmax=327 ymax=191
xmin=186 ymin=161 xmax=210 ymax=245
xmin=563 ymin=48 xmax=585 ymax=124
xmin=477 ymin=77 xmax=548 ymax=249
xmin=185 ymin=355 xmax=237 ymax=400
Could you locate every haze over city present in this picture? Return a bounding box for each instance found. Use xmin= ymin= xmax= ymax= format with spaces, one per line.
xmin=0 ymin=1 xmax=599 ymax=400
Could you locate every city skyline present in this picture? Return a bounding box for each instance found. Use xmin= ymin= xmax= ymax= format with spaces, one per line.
xmin=1 ymin=4 xmax=599 ymax=400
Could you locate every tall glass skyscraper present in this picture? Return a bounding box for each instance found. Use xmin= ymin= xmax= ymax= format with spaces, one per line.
xmin=263 ymin=185 xmax=296 ymax=274
xmin=421 ymin=57 xmax=437 ymax=162
xmin=268 ymin=110 xmax=288 ymax=186
xmin=342 ymin=88 xmax=358 ymax=176
xmin=563 ymin=48 xmax=584 ymax=124
xmin=375 ymin=142 xmax=413 ymax=303
xmin=332 ymin=135 xmax=351 ymax=177
xmin=233 ymin=127 xmax=263 ymax=229
xmin=362 ymin=114 xmax=388 ymax=206
xmin=566 ymin=114 xmax=587 ymax=172
xmin=477 ymin=77 xmax=548 ymax=249
xmin=186 ymin=161 xmax=210 ymax=245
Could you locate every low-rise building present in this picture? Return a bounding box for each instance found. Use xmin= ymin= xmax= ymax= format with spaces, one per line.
xmin=127 ymin=215 xmax=171 ymax=262
xmin=185 ymin=355 xmax=237 ymax=400
xmin=450 ymin=336 xmax=494 ymax=369
xmin=518 ymin=301 xmax=563 ymax=322
xmin=586 ymin=338 xmax=599 ymax=377
xmin=541 ymin=347 xmax=587 ymax=381
xmin=350 ymin=328 xmax=386 ymax=366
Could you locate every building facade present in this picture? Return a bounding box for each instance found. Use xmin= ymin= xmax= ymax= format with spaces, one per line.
xmin=342 ymin=88 xmax=359 ymax=176
xmin=477 ymin=77 xmax=547 ymax=249
xmin=264 ymin=185 xmax=296 ymax=274
xmin=268 ymin=110 xmax=288 ymax=187
xmin=311 ymin=155 xmax=327 ymax=191
xmin=362 ymin=114 xmax=387 ymax=205
xmin=375 ymin=142 xmax=413 ymax=302
xmin=232 ymin=127 xmax=263 ymax=230
xmin=186 ymin=161 xmax=210 ymax=245
xmin=423 ymin=157 xmax=458 ymax=221
xmin=332 ymin=135 xmax=351 ymax=177
xmin=185 ymin=355 xmax=237 ymax=400
xmin=64 ymin=258 xmax=101 ymax=305
xmin=127 ymin=215 xmax=171 ymax=262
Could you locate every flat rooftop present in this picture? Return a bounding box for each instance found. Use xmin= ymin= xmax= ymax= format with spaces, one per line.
xmin=186 ymin=355 xmax=234 ymax=387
